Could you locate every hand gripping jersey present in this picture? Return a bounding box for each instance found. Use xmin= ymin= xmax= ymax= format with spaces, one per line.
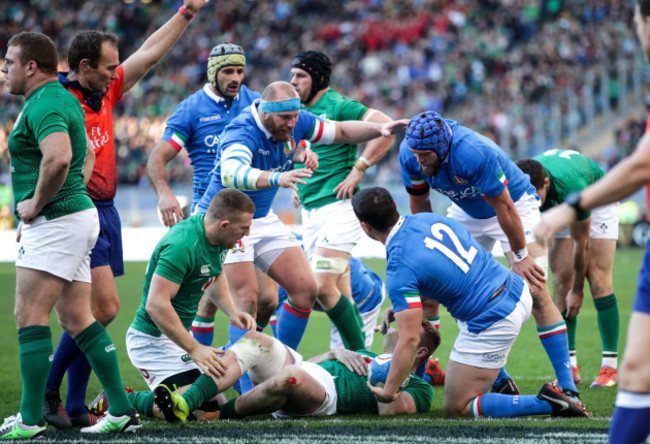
xmin=196 ymin=100 xmax=335 ymax=218
xmin=533 ymin=149 xmax=605 ymax=220
xmin=161 ymin=84 xmax=260 ymax=208
xmin=399 ymin=120 xmax=534 ymax=219
xmin=385 ymin=213 xmax=524 ymax=334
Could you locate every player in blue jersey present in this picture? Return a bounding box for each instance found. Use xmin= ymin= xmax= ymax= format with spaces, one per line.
xmin=147 ymin=43 xmax=260 ymax=349
xmin=351 ymin=187 xmax=589 ymax=419
xmin=536 ymin=4 xmax=650 ymax=441
xmin=399 ymin=111 xmax=579 ymax=400
xmin=147 ymin=43 xmax=260 ymax=223
xmin=195 ymin=81 xmax=407 ymax=356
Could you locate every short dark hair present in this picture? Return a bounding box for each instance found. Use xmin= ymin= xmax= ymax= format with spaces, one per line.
xmin=515 ymin=158 xmax=547 ymax=191
xmin=7 ymin=32 xmax=58 ymax=75
xmin=351 ymin=187 xmax=399 ymax=232
xmin=206 ymin=189 xmax=255 ymax=222
xmin=67 ymin=31 xmax=118 ymax=72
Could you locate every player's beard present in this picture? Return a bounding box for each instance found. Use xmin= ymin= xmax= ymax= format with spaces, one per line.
xmin=263 ymin=114 xmax=292 ymax=142
xmin=422 ymin=162 xmax=442 ymax=177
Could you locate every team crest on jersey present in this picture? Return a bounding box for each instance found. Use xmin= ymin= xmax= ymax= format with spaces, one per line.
xmin=283 ymin=139 xmax=296 ymax=156
xmin=200 ymin=264 xmax=210 ymax=276
xmin=453 ymin=175 xmax=468 ymax=185
xmin=232 ymin=239 xmax=245 ymax=252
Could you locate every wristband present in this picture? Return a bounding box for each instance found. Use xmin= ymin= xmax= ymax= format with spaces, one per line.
xmin=512 ymin=247 xmax=528 ymax=263
xmin=269 ymin=172 xmax=281 ymax=187
xmin=354 ymin=156 xmax=372 ymax=172
xmin=179 ymin=5 xmax=194 ymax=20
xmin=565 ymin=191 xmax=587 ymax=219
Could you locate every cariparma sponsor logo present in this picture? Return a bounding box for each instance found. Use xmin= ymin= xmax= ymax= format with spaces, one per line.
xmin=482 ymin=352 xmax=505 ymax=362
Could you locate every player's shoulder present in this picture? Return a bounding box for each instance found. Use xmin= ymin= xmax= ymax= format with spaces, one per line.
xmin=238 ymin=84 xmax=261 ymax=101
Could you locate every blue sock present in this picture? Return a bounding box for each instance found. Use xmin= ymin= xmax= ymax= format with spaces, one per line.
xmin=227 ymin=324 xmax=253 ymax=394
xmin=493 ymin=367 xmax=511 ymax=387
xmin=537 ymin=321 xmax=576 ymax=392
xmin=46 ymin=332 xmax=82 ymax=392
xmin=65 ymin=354 xmax=92 ymax=417
xmin=609 ymin=391 xmax=650 ymax=444
xmin=415 ymin=360 xmax=427 ymax=379
xmin=470 ymin=393 xmax=552 ymax=417
xmin=191 ymin=315 xmax=215 ymax=346
xmin=276 ymin=301 xmax=311 ymax=351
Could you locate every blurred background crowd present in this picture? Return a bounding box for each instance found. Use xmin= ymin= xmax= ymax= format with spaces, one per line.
xmin=1 ymin=0 xmax=649 ymax=229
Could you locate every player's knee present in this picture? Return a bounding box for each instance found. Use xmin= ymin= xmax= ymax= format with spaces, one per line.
xmin=235 ymin=290 xmax=259 ymax=315
xmin=197 ymin=296 xmax=218 ymax=317
xmin=257 ymin=298 xmax=278 ymax=321
xmin=619 ymin=354 xmax=650 ymax=390
xmin=92 ymin=298 xmax=120 ymax=326
xmin=443 ymin=399 xmax=467 ymax=418
xmin=271 ymin=367 xmax=303 ymax=393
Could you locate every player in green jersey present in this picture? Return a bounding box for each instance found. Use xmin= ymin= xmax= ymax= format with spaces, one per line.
xmin=1 ymin=32 xmax=139 ymax=439
xmin=112 ymin=189 xmax=256 ymax=421
xmin=517 ymin=150 xmax=619 ymax=388
xmin=289 ymin=50 xmax=395 ymax=351
xmin=153 ymin=319 xmax=438 ymax=423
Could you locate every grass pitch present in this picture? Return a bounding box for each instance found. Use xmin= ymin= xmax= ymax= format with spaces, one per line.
xmin=0 ymin=248 xmax=644 ymax=442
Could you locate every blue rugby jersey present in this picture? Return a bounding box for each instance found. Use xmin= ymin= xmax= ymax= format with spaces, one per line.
xmin=162 ymin=84 xmax=260 ymax=209
xmin=385 ymin=213 xmax=524 ymax=333
xmin=196 ymin=100 xmax=331 ymax=218
xmin=399 ymin=120 xmax=534 ymax=219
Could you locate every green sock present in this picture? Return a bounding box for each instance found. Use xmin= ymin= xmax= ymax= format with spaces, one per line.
xmin=562 ymin=310 xmax=577 ymax=351
xmin=352 ymin=302 xmax=366 ymax=344
xmin=18 ymin=326 xmax=52 ymax=425
xmin=75 ymin=321 xmax=132 ymax=416
xmin=595 ymin=293 xmax=619 ymax=353
xmin=326 ymin=296 xmax=366 ymax=351
xmin=219 ymin=398 xmax=242 ymax=419
xmin=127 ymin=390 xmax=154 ymax=417
xmin=182 ymin=374 xmax=218 ymax=412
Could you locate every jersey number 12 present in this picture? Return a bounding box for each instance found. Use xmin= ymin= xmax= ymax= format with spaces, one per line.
xmin=424 ymin=223 xmax=477 ymax=273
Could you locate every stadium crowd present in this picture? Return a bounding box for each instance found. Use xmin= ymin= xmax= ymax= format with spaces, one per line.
xmin=0 ymin=0 xmax=642 ymax=186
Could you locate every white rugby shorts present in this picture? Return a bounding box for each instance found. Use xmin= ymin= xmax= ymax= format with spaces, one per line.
xmin=555 ymin=202 xmax=619 ymax=240
xmin=15 ymin=208 xmax=99 ymax=283
xmin=450 ymin=284 xmax=533 ymax=369
xmin=272 ymin=361 xmax=338 ymax=418
xmin=224 ymin=210 xmax=301 ymax=265
xmin=448 ymin=191 xmax=541 ymax=253
xmin=126 ymin=327 xmax=200 ymax=389
xmin=301 ymin=199 xmax=363 ymax=258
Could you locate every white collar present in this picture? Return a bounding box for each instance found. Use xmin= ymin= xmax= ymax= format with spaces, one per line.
xmin=385 ymin=216 xmax=405 ymax=246
xmin=203 ymin=83 xmax=239 ymax=104
xmin=251 ymin=99 xmax=273 ymax=140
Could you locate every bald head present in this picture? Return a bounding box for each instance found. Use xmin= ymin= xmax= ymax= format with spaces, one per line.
xmin=261 ymin=81 xmax=298 ymax=102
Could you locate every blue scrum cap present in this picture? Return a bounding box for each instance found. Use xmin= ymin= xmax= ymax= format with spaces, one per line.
xmin=405 ymin=111 xmax=453 ymax=160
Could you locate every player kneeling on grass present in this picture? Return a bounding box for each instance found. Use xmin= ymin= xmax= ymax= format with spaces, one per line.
xmin=89 ymin=190 xmax=257 ymax=422
xmin=151 ymin=320 xmax=438 ymax=422
xmin=352 ymin=186 xmax=590 ymax=419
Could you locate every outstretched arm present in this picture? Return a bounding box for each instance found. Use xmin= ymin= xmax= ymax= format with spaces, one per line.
xmin=121 ymin=0 xmax=209 ymax=93
xmin=536 ymin=135 xmax=650 ymax=241
xmin=334 ymin=109 xmax=394 ymax=200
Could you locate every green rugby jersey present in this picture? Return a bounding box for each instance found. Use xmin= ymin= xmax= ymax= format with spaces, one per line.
xmin=296 ymin=89 xmax=368 ymax=210
xmin=317 ymin=349 xmax=433 ymax=414
xmin=9 ymin=81 xmax=93 ymax=220
xmin=533 ymin=149 xmax=605 ymax=220
xmin=131 ymin=214 xmax=228 ymax=336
